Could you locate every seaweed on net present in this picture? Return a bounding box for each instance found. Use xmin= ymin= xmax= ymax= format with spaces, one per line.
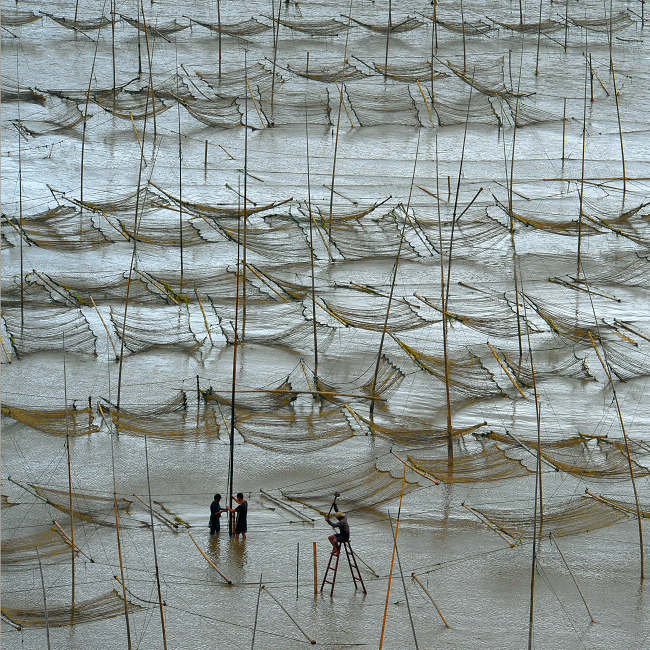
xmin=30 ymin=484 xmax=133 ymax=526
xmin=348 ymin=15 xmax=424 ymax=34
xmin=280 ymin=461 xmax=420 ymax=514
xmin=274 ymin=17 xmax=351 ymax=37
xmin=2 ymin=403 xmax=98 ymax=436
xmin=392 ymin=335 xmax=506 ymax=400
xmin=467 ymin=495 xmax=629 ymax=543
xmin=1 ymin=207 xmax=110 ymax=251
xmin=236 ymin=407 xmax=355 ymax=453
xmin=2 ymin=591 xmax=142 ymax=628
xmin=344 ymin=84 xmax=421 ymax=127
xmin=2 ymin=306 xmax=97 ymax=357
xmin=189 ymin=16 xmax=271 ymax=37
xmin=408 ymin=440 xmax=533 ymax=483
xmin=109 ymin=305 xmax=203 ymax=354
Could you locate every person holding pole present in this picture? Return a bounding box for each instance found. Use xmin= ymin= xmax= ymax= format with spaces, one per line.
xmin=209 ymin=493 xmax=226 ymax=535
xmin=326 ymin=502 xmax=349 ymax=556
xmin=227 ymin=492 xmax=248 ymax=540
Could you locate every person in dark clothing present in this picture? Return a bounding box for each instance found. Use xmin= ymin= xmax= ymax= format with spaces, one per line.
xmin=228 ymin=492 xmax=248 ymax=539
xmin=209 ymin=494 xmax=225 ymax=534
xmin=326 ymin=503 xmax=350 ymax=555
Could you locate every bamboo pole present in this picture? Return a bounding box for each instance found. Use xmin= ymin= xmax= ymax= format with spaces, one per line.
xmin=261 ymin=586 xmax=316 ymax=644
xmin=561 ymin=98 xmax=566 ymax=164
xmin=63 ymin=334 xmax=75 ymax=614
xmin=379 ymin=466 xmax=407 ymax=648
xmin=140 ymin=4 xmax=158 ymax=141
xmin=188 ymin=532 xmax=232 ymax=584
xmin=132 ymin=494 xmax=179 ymax=531
xmin=535 ymin=0 xmax=543 ymax=75
xmin=251 ymin=573 xmax=262 ymax=649
xmin=388 ymin=511 xmax=419 ymax=649
xmin=242 ymin=62 xmax=249 ymax=340
xmin=384 ymin=0 xmax=392 ymax=80
xmin=90 ymin=297 xmax=119 ymax=360
xmin=144 ymin=436 xmax=168 ymax=648
xmin=51 ymin=520 xmax=93 ymax=562
xmin=564 ymin=0 xmax=569 ymax=51
xmin=611 ymin=59 xmax=626 ymax=197
xmin=549 ymin=532 xmax=596 ymax=623
xmin=369 ymin=133 xmax=420 ymax=421
xmin=411 ymin=573 xmax=450 ymax=628
xmin=194 ymin=288 xmax=214 ymax=345
xmin=486 ymin=342 xmax=527 ymax=399
xmin=36 ymin=546 xmax=52 ymax=650
xmin=217 ymin=0 xmax=222 ymax=79
xmin=176 ymin=51 xmax=184 ymax=292
xmin=462 ymin=503 xmax=517 ymax=547
xmin=111 ymin=0 xmax=116 ymax=94
xmin=270 ymin=0 xmax=282 ymax=122
xmin=577 ymin=31 xmax=588 ymax=281
xmin=313 ymin=542 xmax=318 ymax=597
xmin=460 ymin=0 xmax=466 ymax=73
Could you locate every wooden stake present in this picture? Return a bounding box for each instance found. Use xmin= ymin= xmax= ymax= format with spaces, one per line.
xmin=535 ymin=0 xmax=543 ymax=75
xmin=188 ymin=532 xmax=232 ymax=583
xmin=63 ymin=333 xmax=75 ymax=614
xmin=204 ymin=140 xmax=208 ymax=169
xmin=262 ymin=586 xmax=316 ymax=644
xmin=577 ymin=34 xmax=588 ymax=281
xmin=589 ymin=54 xmax=594 ymax=102
xmin=561 ymin=98 xmax=566 ymax=163
xmin=411 ymin=573 xmax=450 ymax=628
xmin=487 ymin=341 xmax=527 ymax=399
xmin=611 ymin=59 xmax=627 ymax=197
xmin=36 ymin=546 xmax=52 ymax=650
xmin=270 ymin=0 xmax=282 ymax=122
xmin=384 ymin=0 xmax=392 ymax=80
xmin=313 ymin=542 xmax=318 ymax=598
xmin=242 ymin=62 xmax=249 ymax=341
xmin=176 ymin=51 xmax=184 ymax=292
xmin=217 ymin=0 xmax=222 ymax=79
xmin=296 ymin=542 xmax=299 ymax=599
xmin=460 ymin=0 xmax=466 ymax=73
xmin=251 ymin=573 xmax=262 ymax=649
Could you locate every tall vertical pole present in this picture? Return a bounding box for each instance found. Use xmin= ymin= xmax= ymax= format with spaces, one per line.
xmin=312 ymin=542 xmax=318 ymax=598
xmin=176 ymin=49 xmax=184 ymax=292
xmin=16 ymin=56 xmax=24 ymax=336
xmin=535 ymin=0 xmax=543 ymax=75
xmin=384 ymin=0 xmax=392 ymax=80
xmin=577 ymin=32 xmax=588 ymax=281
xmin=611 ymin=61 xmax=627 ymax=198
xmin=217 ymin=0 xmax=222 ymax=79
xmin=63 ymin=333 xmax=75 ymax=613
xmin=36 ymin=547 xmax=52 ymax=650
xmin=242 ymin=53 xmax=249 ymax=340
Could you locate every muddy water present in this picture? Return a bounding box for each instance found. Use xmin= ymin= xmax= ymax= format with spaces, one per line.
xmin=2 ymin=0 xmax=650 ymax=648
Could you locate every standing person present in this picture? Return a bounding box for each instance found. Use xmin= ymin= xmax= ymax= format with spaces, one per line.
xmin=326 ymin=504 xmax=350 ymax=555
xmin=228 ymin=492 xmax=248 ymax=540
xmin=210 ymin=494 xmax=225 ymax=535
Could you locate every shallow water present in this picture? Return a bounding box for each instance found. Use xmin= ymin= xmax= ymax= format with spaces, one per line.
xmin=2 ymin=0 xmax=650 ymax=648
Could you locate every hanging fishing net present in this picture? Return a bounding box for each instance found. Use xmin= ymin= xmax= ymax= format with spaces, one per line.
xmin=368 ymin=60 xmax=447 ymax=83
xmin=201 ymin=379 xmax=297 ymax=413
xmin=179 ymin=95 xmax=242 ymax=128
xmin=586 ymin=492 xmax=650 ymax=518
xmin=91 ymin=89 xmax=170 ymax=120
xmin=348 ymin=15 xmax=424 ymax=34
xmin=196 ymin=63 xmax=284 ymax=98
xmin=112 ymin=212 xmax=209 ymax=247
xmin=489 ymin=18 xmax=563 ymax=33
xmin=236 ymin=407 xmax=354 ymax=453
xmin=434 ymin=19 xmax=494 ymax=36
xmin=344 ymin=84 xmax=422 ymax=127
xmin=2 ymin=590 xmax=141 ymax=628
xmin=496 ymin=347 xmax=593 ymax=387
xmin=2 ymin=403 xmax=98 ymax=436
xmin=408 ymin=440 xmax=533 ymax=483
xmin=246 ymin=87 xmax=332 ymax=127
xmin=443 ymin=57 xmax=522 ymax=98
xmin=506 ymin=98 xmax=565 ymax=127
xmin=41 ymin=12 xmax=113 ymax=31
xmin=569 ymin=11 xmax=634 ymax=33
xmin=581 ymin=199 xmax=650 ymax=246
xmin=599 ymin=339 xmax=650 ymax=381
xmin=70 ymin=186 xmax=169 ymax=216
xmin=1 ymin=529 xmax=71 ymax=570
xmin=30 ymin=484 xmax=133 ymax=526
xmin=1 ymin=77 xmax=46 ymax=104
xmin=1 ymin=8 xmax=41 ymax=26
xmin=2 ymin=207 xmax=110 ymax=251
xmin=574 ymin=252 xmax=650 ymax=288
xmin=109 ymin=305 xmax=203 ymax=354
xmin=120 ymin=14 xmax=189 ymax=37
xmin=189 ymin=17 xmax=271 ymax=37
xmin=275 ymin=17 xmax=351 ymax=37
xmin=466 ymin=495 xmax=629 ymax=543
xmin=287 ymin=61 xmax=369 ymax=83
xmin=280 ymin=462 xmax=420 ymax=514
xmin=2 ymin=307 xmax=97 ymax=357
xmin=12 ymin=98 xmax=88 ymax=137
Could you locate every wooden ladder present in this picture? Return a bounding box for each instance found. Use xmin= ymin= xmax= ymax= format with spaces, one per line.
xmin=320 ymin=541 xmax=367 ymax=596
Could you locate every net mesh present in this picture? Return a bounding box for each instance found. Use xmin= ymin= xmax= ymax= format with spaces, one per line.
xmin=2 ymin=404 xmax=98 ymax=436
xmin=570 ymin=11 xmax=634 ymax=32
xmin=348 ymin=16 xmax=424 ymax=34
xmin=1 ymin=9 xmax=41 ymax=26
xmin=42 ymin=12 xmax=113 ymax=31
xmin=275 ymin=17 xmax=351 ymax=37
xmin=189 ymin=17 xmax=270 ymax=36
xmin=1 ymin=529 xmax=71 ymax=570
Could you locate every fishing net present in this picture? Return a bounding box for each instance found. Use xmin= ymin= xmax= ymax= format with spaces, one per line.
xmin=507 ymin=98 xmax=564 ymax=127
xmin=30 ymin=484 xmax=133 ymax=526
xmin=280 ymin=462 xmax=420 ymax=514
xmin=344 ymin=85 xmax=421 ymax=127
xmin=435 ymin=19 xmax=494 ymax=35
xmin=314 ymin=294 xmax=429 ymax=332
xmin=2 ymin=590 xmax=141 ymax=628
xmin=2 ymin=307 xmax=97 ymax=357
xmin=287 ymin=62 xmax=369 ymax=83
xmin=368 ymin=60 xmax=447 ymax=83
xmin=430 ymin=91 xmax=502 ymax=127
xmin=236 ymin=407 xmax=354 ymax=453
xmin=600 ymin=339 xmax=650 ymax=381
xmin=467 ymin=496 xmax=629 ymax=543
xmin=12 ymin=98 xmax=88 ymax=137
xmin=348 ymin=406 xmax=486 ymax=445
xmin=581 ymin=199 xmax=650 ymax=245
xmin=248 ymin=87 xmax=332 ymax=127
xmin=41 ymin=12 xmax=113 ymax=31
xmin=202 ymin=379 xmax=297 ymax=413
xmin=1 ymin=494 xmax=17 ymax=507
xmin=569 ymin=11 xmax=634 ymax=33
xmin=601 ymin=437 xmax=650 ymax=458
xmin=1 ymin=529 xmax=71 ymax=570
xmin=196 ymin=63 xmax=284 ymax=98
xmin=93 ymin=90 xmax=170 ymax=121
xmin=109 ymin=305 xmax=203 ymax=354
xmin=575 ymin=253 xmax=650 ymax=287
xmin=488 ymin=431 xmax=650 ymax=480
xmin=120 ymin=14 xmax=189 ymax=37
xmin=104 ymin=396 xmax=221 ymax=442
xmin=443 ymin=58 xmax=519 ymax=98
xmin=2 ymin=404 xmax=98 ymax=436
xmin=211 ymin=217 xmax=312 ymax=262
xmin=1 ymin=9 xmax=41 ymax=26
xmin=275 ymin=17 xmax=351 ymax=37
xmin=587 ymin=493 xmax=650 ymax=518
xmin=408 ymin=441 xmax=533 ymax=483
xmin=497 ymin=348 xmax=593 ymax=387
xmin=307 ymin=200 xmax=390 ymax=224
xmin=113 ymin=213 xmax=209 ymax=247
xmin=70 ymin=186 xmax=168 ymax=216
xmin=489 ymin=18 xmax=563 ymax=33
xmin=179 ymin=96 xmax=242 ymax=128
xmin=392 ymin=336 xmax=506 ymax=400
xmin=189 ymin=17 xmax=270 ymax=37
xmin=2 ymin=207 xmax=110 ymax=250
xmin=348 ymin=16 xmax=424 ymax=34
xmin=1 ymin=77 xmax=46 ymax=104
xmin=329 ymin=212 xmax=421 ymax=260
xmin=244 ymin=263 xmax=316 ymax=301
xmin=150 ymin=73 xmax=195 ymax=101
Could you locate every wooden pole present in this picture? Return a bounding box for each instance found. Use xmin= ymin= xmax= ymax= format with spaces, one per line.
xmin=176 ymin=51 xmax=184 ymax=292
xmin=564 ymin=0 xmax=569 ymax=51
xmin=188 ymin=532 xmax=232 ymax=583
xmin=144 ymin=436 xmax=168 ymax=648
xmin=384 ymin=0 xmax=392 ymax=80
xmin=461 ymin=0 xmax=466 ymax=73
xmin=217 ymin=0 xmax=222 ymax=79
xmin=577 ymin=34 xmax=588 ymax=281
xmin=313 ymin=542 xmax=318 ymax=598
xmin=296 ymin=542 xmax=300 ymax=599
xmin=379 ymin=466 xmax=407 ymax=649
xmin=16 ymin=58 xmax=24 ymax=337
xmin=262 ymin=586 xmax=316 ymax=644
xmin=589 ymin=54 xmax=594 ymax=102
xmin=204 ymin=140 xmax=208 ymax=170
xmin=561 ymin=98 xmax=566 ymax=164
xmin=535 ymin=0 xmax=543 ymax=75
xmin=111 ymin=0 xmax=116 ymax=93
xmin=140 ymin=3 xmax=157 ymax=141
xmin=611 ymin=60 xmax=627 ymax=197
xmin=411 ymin=573 xmax=450 ymax=628
xmin=251 ymin=573 xmax=263 ymax=649
xmin=270 ymin=0 xmax=282 ymax=122
xmin=36 ymin=546 xmax=52 ymax=649
xmin=242 ymin=58 xmax=249 ymax=340
xmin=63 ymin=334 xmax=75 ymax=614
